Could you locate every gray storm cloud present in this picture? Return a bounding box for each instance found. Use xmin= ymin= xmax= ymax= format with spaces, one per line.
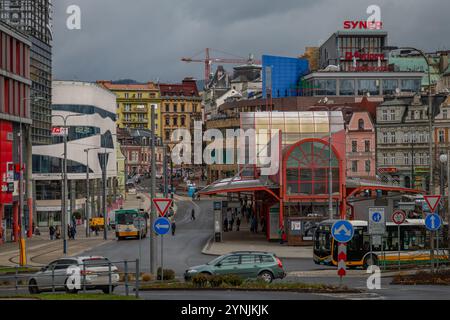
xmin=52 ymin=0 xmax=450 ymax=83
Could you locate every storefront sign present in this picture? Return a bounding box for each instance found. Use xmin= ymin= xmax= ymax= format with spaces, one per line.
xmin=378 ymin=168 xmax=398 ymax=173
xmin=51 ymin=127 xmax=68 ymax=137
xmin=343 ymin=20 xmax=383 ymax=30
xmin=345 ymin=51 xmax=385 ymax=61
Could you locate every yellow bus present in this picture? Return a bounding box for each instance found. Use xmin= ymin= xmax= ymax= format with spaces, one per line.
xmin=115 ymin=209 xmax=148 ymax=240
xmin=313 ymin=219 xmax=449 ymax=269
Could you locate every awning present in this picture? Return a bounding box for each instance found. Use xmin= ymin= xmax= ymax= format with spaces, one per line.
xmin=199 ymin=176 xmax=279 ymax=198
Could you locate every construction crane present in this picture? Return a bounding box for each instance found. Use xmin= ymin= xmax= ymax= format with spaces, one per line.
xmin=181 ymin=48 xmax=262 ymax=83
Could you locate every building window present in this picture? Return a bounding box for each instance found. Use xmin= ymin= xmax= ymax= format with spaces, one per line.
xmin=383 ymin=79 xmax=399 ymax=95
xmin=124 ymin=104 xmax=131 ymax=112
xmin=352 ymin=141 xmax=357 ymax=152
xmin=165 ymin=104 xmax=170 ymax=112
xmin=358 ymin=79 xmax=380 ymax=96
xmin=352 ymin=160 xmax=358 ymax=173
xmin=403 ymin=132 xmax=409 ymax=143
xmin=165 ymin=116 xmax=170 ymax=126
xmin=443 ymin=109 xmax=448 ymax=119
xmin=358 ymin=119 xmax=365 ymax=130
xmin=165 ymin=131 xmax=171 ymax=141
xmin=382 ymin=132 xmax=388 ymax=144
xmin=404 ymin=153 xmax=410 ymax=165
xmin=382 ymin=110 xmax=388 ymax=121
xmin=181 ymin=117 xmax=186 ymax=126
xmin=137 ymin=93 xmax=143 ymax=99
xmin=390 ymin=132 xmax=396 ymax=143
xmin=365 ymin=140 xmax=370 ymax=152
xmin=125 ymin=93 xmax=129 ymax=98
xmin=314 ymin=79 xmax=337 ymax=96
xmin=439 ymin=130 xmax=445 ymax=143
xmin=389 ymin=110 xmax=396 ymax=121
xmin=390 ymin=153 xmax=396 ymax=165
xmin=382 ymin=153 xmax=388 ymax=165
xmin=173 ymin=117 xmax=178 ymax=126
xmin=181 ymin=104 xmax=185 ymax=112
xmin=339 ymin=79 xmax=355 ymax=96
xmin=174 ymin=104 xmax=178 ymax=113
xmin=365 ymin=160 xmax=371 ymax=173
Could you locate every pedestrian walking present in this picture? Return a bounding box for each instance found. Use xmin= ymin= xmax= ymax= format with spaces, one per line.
xmin=229 ymin=217 xmax=234 ymax=232
xmin=191 ymin=208 xmax=196 ymax=221
xmin=49 ymin=225 xmax=55 ymax=240
xmin=171 ymin=220 xmax=177 ymax=236
xmin=55 ymin=225 xmax=61 ymax=239
xmin=236 ymin=217 xmax=241 ymax=231
xmin=223 ymin=217 xmax=228 ymax=232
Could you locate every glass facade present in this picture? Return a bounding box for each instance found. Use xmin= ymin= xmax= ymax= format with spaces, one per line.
xmin=357 ymin=79 xmax=381 ymax=96
xmin=401 ymin=79 xmax=422 ymax=93
xmin=286 ymin=141 xmax=339 ymax=195
xmin=32 ymin=155 xmax=93 ymax=174
xmin=314 ymin=79 xmax=337 ymax=96
xmin=383 ymin=79 xmax=399 ymax=95
xmin=339 ymin=79 xmax=355 ymax=96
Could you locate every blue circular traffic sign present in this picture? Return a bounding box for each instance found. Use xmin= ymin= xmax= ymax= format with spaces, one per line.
xmin=331 ymin=220 xmax=354 ymax=243
xmin=153 ymin=217 xmax=171 ymax=235
xmin=372 ymin=212 xmax=382 ymax=223
xmin=425 ymin=214 xmax=442 ymax=231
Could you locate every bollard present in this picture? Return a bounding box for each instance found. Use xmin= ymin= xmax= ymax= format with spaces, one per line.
xmin=108 ymin=262 xmax=112 ymax=294
xmin=135 ymin=259 xmax=140 ymax=299
xmin=14 ymin=266 xmax=18 ymax=293
xmin=124 ymin=261 xmax=129 ymax=297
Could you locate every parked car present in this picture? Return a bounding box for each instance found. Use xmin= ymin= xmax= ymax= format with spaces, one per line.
xmin=184 ymin=251 xmax=286 ymax=283
xmin=28 ymin=256 xmax=119 ymax=294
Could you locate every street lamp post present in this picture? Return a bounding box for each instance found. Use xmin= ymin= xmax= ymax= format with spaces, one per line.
xmin=84 ymin=147 xmax=100 ymax=237
xmin=51 ymin=114 xmax=84 ymax=255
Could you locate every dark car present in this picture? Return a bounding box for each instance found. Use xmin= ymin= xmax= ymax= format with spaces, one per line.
xmin=184 ymin=251 xmax=286 ymax=283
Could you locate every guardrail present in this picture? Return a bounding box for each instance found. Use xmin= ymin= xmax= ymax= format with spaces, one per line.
xmin=0 ymin=259 xmax=142 ymax=298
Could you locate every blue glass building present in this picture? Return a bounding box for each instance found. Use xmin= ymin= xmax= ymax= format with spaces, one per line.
xmin=262 ymin=55 xmax=310 ymax=98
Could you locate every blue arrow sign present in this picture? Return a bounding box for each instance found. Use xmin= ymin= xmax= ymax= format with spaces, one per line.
xmin=153 ymin=217 xmax=171 ymax=235
xmin=425 ymin=214 xmax=442 ymax=231
xmin=331 ymin=220 xmax=354 ymax=243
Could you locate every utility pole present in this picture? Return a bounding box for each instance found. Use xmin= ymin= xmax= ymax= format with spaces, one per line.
xmin=328 ymin=108 xmax=334 ymax=220
xmin=51 ymin=114 xmax=83 ymax=255
xmin=84 ymin=147 xmax=100 ymax=237
xmin=101 ymin=150 xmax=109 ymax=241
xmin=150 ymin=104 xmax=157 ymax=274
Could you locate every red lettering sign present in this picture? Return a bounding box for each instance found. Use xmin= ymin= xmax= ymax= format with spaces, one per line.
xmin=345 ymin=51 xmax=385 ymax=61
xmin=343 ymin=20 xmax=383 ymax=30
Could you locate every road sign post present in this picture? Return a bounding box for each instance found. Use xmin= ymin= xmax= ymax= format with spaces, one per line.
xmin=153 ymin=217 xmax=171 ymax=281
xmin=392 ymin=210 xmax=406 ymax=271
xmin=369 ymin=207 xmax=386 ymax=267
xmin=331 ymin=220 xmax=354 ymax=285
xmin=425 ymin=213 xmax=442 ymax=273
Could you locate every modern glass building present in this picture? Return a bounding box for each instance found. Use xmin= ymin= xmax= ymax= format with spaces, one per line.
xmin=32 ymin=81 xmax=119 ymax=228
xmin=262 ymin=55 xmax=310 ymax=98
xmin=0 ymin=0 xmax=53 ymax=145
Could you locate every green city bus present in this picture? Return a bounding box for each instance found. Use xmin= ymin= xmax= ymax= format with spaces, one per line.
xmin=313 ymin=219 xmax=449 ymax=269
xmin=115 ymin=209 xmax=148 ymax=240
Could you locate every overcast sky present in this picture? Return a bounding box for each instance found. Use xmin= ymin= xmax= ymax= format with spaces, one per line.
xmin=52 ymin=0 xmax=450 ymax=83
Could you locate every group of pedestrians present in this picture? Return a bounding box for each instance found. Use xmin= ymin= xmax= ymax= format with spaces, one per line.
xmin=223 ymin=208 xmax=241 ymax=232
xmin=48 ymin=225 xmax=61 ymax=240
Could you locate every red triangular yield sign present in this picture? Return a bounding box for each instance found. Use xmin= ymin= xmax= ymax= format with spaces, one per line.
xmin=424 ymin=195 xmax=441 ymax=213
xmin=153 ymin=198 xmax=173 ymax=217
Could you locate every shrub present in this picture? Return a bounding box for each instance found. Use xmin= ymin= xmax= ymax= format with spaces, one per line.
xmin=192 ymin=274 xmax=210 ymax=288
xmin=142 ymin=273 xmax=154 ymax=282
xmin=157 ymin=268 xmax=175 ymax=281
xmin=222 ymin=274 xmax=243 ymax=287
xmin=209 ymin=275 xmax=225 ymax=288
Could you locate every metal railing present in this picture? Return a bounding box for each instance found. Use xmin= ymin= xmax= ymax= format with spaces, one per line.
xmin=0 ymin=259 xmax=142 ymax=298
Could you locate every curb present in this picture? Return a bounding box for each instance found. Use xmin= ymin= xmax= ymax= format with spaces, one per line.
xmin=201 ymin=237 xmax=217 ymax=256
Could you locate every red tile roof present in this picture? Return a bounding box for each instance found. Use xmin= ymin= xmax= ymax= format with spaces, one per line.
xmin=159 ymin=78 xmax=199 ymax=97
